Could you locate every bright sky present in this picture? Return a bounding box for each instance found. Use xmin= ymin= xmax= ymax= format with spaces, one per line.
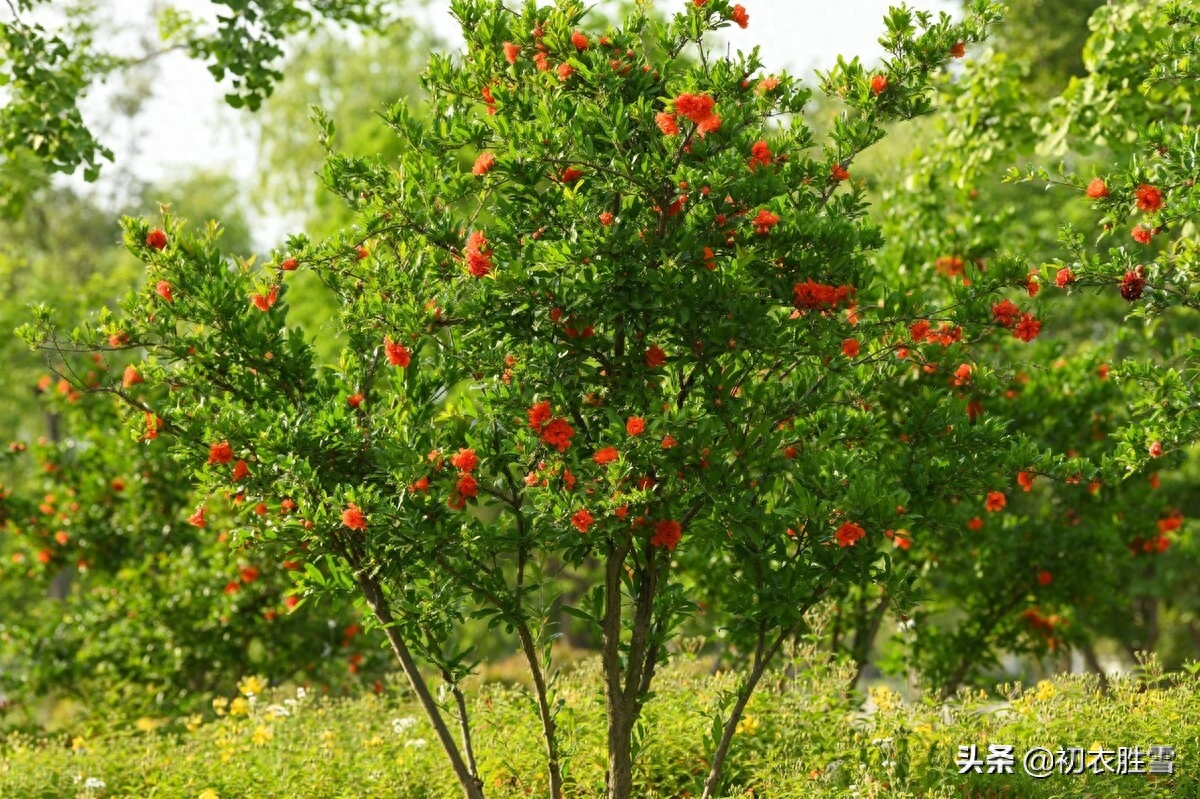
xmin=82 ymin=0 xmax=955 ymax=234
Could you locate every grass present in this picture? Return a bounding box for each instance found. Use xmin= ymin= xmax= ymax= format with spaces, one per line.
xmin=2 ymin=649 xmax=1197 ymax=798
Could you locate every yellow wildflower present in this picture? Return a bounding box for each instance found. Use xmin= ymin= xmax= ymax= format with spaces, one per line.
xmin=71 ymin=736 xmax=87 ymax=751
xmin=1033 ymin=680 xmax=1055 ymax=702
xmin=229 ymin=697 xmax=249 ymax=717
xmin=869 ymin=686 xmax=902 ymax=712
xmin=184 ymin=714 xmax=204 ymax=733
xmin=252 ymin=725 xmax=274 ymax=746
xmin=736 ymin=715 xmax=759 ymax=735
xmin=212 ymin=697 xmax=229 ymax=716
xmin=198 ymin=791 xmax=220 ymax=799
xmin=238 ymin=675 xmax=266 ymax=697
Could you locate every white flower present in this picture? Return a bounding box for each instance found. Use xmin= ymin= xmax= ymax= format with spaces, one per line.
xmin=83 ymin=776 xmax=106 ymax=790
xmin=897 ymin=618 xmax=916 ymax=632
xmin=296 ymin=687 xmax=307 ymax=700
xmin=264 ymin=704 xmax=290 ymax=719
xmin=392 ymin=716 xmax=418 ymax=735
xmin=405 ymin=738 xmax=428 ymax=748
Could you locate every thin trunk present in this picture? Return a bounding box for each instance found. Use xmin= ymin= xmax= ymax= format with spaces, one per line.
xmin=849 ymin=593 xmax=890 ymax=690
xmin=449 ymin=682 xmax=482 ymax=785
xmin=516 ymin=623 xmax=565 ymax=799
xmin=601 ymin=541 xmax=634 ymax=799
xmin=700 ymin=628 xmax=789 ymax=799
xmin=356 ymin=572 xmax=485 ymax=799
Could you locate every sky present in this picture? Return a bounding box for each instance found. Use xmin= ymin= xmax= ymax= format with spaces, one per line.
xmin=81 ymin=0 xmax=957 ymax=232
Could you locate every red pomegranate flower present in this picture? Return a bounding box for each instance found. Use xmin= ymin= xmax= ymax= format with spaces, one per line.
xmin=146 ymin=228 xmax=168 ymax=250
xmin=650 ymin=519 xmax=683 ymax=550
xmin=342 ymin=503 xmax=368 ymax=531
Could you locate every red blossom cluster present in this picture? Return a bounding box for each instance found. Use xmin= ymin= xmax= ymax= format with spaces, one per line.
xmin=464 ymin=230 xmax=494 ymax=277
xmin=748 ymin=140 xmax=772 ymax=171
xmin=650 ymin=519 xmax=683 ymax=550
xmin=448 ymin=448 xmax=480 ymax=510
xmin=251 ymin=285 xmax=279 ymax=312
xmin=752 ymin=209 xmax=780 ymax=235
xmin=385 ymin=337 xmax=412 ymax=367
xmin=528 ymin=400 xmax=575 ymax=452
xmin=792 ymin=279 xmax=854 ymax=311
xmin=672 ymin=92 xmax=721 ymax=136
xmin=342 ymin=503 xmax=367 ymax=531
xmin=835 ymin=522 xmax=865 ymax=547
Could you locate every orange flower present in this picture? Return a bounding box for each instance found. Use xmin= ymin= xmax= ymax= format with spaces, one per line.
xmin=757 ymin=76 xmax=779 ymax=92
xmin=280 ymin=258 xmax=299 ymax=271
xmin=752 ymin=209 xmax=780 ymax=235
xmin=626 ymin=417 xmax=646 ymax=436
xmin=967 ymin=516 xmax=984 ymax=531
xmin=385 ymin=337 xmax=412 ymax=367
xmin=842 ymin=338 xmax=860 ymax=357
xmin=949 ymin=41 xmax=965 ymax=58
xmin=122 ymin=365 xmax=143 ymax=388
xmin=599 ymin=211 xmax=614 ymax=226
xmin=830 ymin=163 xmax=850 ymax=182
xmin=456 ymin=473 xmax=479 ymax=498
xmin=1134 ymin=183 xmax=1163 ymax=213
xmin=748 ymin=140 xmax=772 ymax=170
xmin=231 ymin=459 xmax=250 ymax=482
xmin=155 ymin=281 xmax=173 ymax=302
xmin=1037 ymin=570 xmax=1053 ymax=586
xmin=645 ymin=344 xmax=667 ymax=368
xmin=188 ymin=506 xmax=207 ymax=528
xmin=650 ymin=519 xmax=683 ymax=550
xmin=464 ymin=230 xmax=494 ymax=277
xmin=593 ymin=447 xmax=619 ymax=466
xmin=985 ymin=491 xmax=1006 ymax=512
xmin=571 ymin=31 xmax=588 ymax=50
xmin=1085 ymin=178 xmax=1109 ymax=199
xmin=503 ymin=41 xmax=519 ymax=64
xmin=729 ymin=3 xmax=749 ymax=28
xmin=208 ymin=441 xmax=234 ymax=465
xmin=541 ymin=418 xmax=575 ymax=452
xmin=835 ymin=522 xmax=865 ymax=547
xmin=674 ymin=93 xmax=715 ymax=123
xmin=342 ymin=503 xmax=368 ymax=531
xmin=472 ymin=152 xmax=495 ymax=176
xmin=870 ymin=74 xmax=888 ymax=95
xmin=571 ymin=509 xmax=595 ymax=532
xmin=450 ymin=448 xmax=479 ymax=473
xmin=1017 ymin=471 xmax=1035 ymax=492
xmin=528 ymin=400 xmax=553 ymax=431
xmin=251 ymin=285 xmax=279 ymax=312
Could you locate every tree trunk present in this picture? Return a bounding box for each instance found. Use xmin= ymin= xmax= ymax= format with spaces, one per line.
xmin=356 ymin=572 xmax=486 ymax=799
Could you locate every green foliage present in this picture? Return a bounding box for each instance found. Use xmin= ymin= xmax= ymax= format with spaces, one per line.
xmin=0 ymin=0 xmax=389 ymax=216
xmin=1 ymin=650 xmax=1196 ymax=798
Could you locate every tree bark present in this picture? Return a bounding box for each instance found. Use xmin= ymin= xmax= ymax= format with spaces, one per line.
xmin=516 ymin=622 xmax=565 ymax=799
xmin=700 ymin=628 xmax=788 ymax=799
xmin=601 ymin=541 xmax=635 ymax=799
xmin=356 ymin=571 xmax=486 ymax=799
